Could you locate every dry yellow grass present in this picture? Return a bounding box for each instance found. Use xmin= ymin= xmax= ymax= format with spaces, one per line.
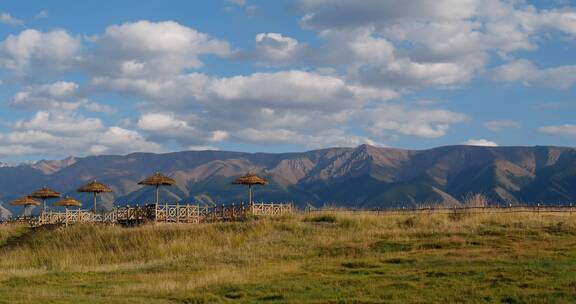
xmin=0 ymin=211 xmax=575 ymax=303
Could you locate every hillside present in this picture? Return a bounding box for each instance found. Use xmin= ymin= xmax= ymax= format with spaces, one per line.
xmin=1 ymin=144 xmax=576 ymax=215
xmin=0 ymin=212 xmax=575 ymax=303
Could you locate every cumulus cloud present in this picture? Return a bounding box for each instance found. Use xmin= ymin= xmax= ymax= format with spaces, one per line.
xmin=136 ymin=112 xmax=228 ymax=145
xmin=13 ymin=111 xmax=104 ymax=136
xmin=9 ymin=81 xmax=113 ymax=113
xmin=0 ymin=12 xmax=23 ymax=26
xmin=0 ymin=29 xmax=81 ymax=75
xmin=290 ymin=0 xmax=576 ymax=89
xmin=493 ymin=59 xmax=576 ymax=89
xmin=463 ymin=139 xmax=499 ymax=147
xmin=365 ymin=105 xmax=467 ymax=138
xmin=88 ymin=20 xmax=231 ymax=78
xmin=249 ymin=33 xmax=304 ymax=64
xmin=93 ymin=70 xmax=397 ymax=110
xmin=93 ymin=70 xmax=398 ymax=147
xmin=538 ymin=124 xmax=576 ymax=136
xmin=484 ymin=120 xmax=520 ymax=132
xmin=0 ymin=111 xmax=162 ymax=157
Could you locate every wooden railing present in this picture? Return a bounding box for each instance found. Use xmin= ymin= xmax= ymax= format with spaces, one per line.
xmin=251 ymin=202 xmax=293 ymax=216
xmin=19 ymin=202 xmax=294 ymax=226
xmin=156 ymin=203 xmax=201 ymax=223
xmin=37 ymin=209 xmax=113 ymax=225
xmin=305 ymin=204 xmax=576 ymax=215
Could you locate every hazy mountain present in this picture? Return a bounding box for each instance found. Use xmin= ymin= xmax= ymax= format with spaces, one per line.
xmin=1 ymin=145 xmax=576 ymax=214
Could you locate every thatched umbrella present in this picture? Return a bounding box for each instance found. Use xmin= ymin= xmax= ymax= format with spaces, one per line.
xmin=30 ymin=186 xmax=61 ymax=212
xmin=54 ymin=197 xmax=81 ymax=227
xmin=138 ymin=172 xmax=176 ymax=208
xmin=11 ymin=196 xmax=40 ymax=216
xmin=232 ymin=173 xmax=268 ymax=204
xmin=77 ymin=180 xmax=112 ymax=214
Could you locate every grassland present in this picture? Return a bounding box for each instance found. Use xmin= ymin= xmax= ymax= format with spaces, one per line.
xmin=0 ymin=211 xmax=575 ymax=303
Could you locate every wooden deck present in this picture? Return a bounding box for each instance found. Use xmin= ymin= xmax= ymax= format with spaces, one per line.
xmin=28 ymin=202 xmax=293 ymax=226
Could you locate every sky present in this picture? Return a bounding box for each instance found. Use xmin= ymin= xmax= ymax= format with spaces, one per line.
xmin=0 ymin=0 xmax=575 ymax=163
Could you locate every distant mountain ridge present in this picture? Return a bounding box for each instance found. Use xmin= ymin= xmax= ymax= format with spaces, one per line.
xmin=1 ymin=144 xmax=576 ymax=216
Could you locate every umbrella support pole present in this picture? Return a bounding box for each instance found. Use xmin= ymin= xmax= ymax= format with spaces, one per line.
xmin=248 ymin=185 xmax=252 ymax=205
xmin=93 ymin=192 xmax=97 ymax=214
xmin=156 ymin=185 xmax=159 ymax=209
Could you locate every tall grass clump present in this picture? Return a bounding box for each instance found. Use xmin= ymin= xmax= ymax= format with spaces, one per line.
xmin=448 ymin=193 xmax=490 ymax=222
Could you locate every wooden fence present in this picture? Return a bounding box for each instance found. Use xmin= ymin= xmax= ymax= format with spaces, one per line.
xmin=305 ymin=204 xmax=576 ymax=215
xmin=18 ymin=202 xmax=293 ymax=226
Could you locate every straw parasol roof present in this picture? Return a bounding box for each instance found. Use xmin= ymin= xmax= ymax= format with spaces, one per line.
xmin=232 ymin=173 xmax=268 ymax=186
xmin=54 ymin=197 xmax=82 ymax=207
xmin=232 ymin=173 xmax=268 ymax=204
xmin=77 ymin=180 xmax=113 ymax=193
xmin=30 ymin=186 xmax=61 ymax=199
xmin=77 ymin=180 xmax=112 ymax=214
xmin=138 ymin=172 xmax=176 ymax=208
xmin=11 ymin=196 xmax=40 ymax=206
xmin=138 ymin=172 xmax=176 ymax=186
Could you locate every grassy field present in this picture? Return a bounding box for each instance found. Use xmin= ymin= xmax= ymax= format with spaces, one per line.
xmin=0 ymin=211 xmax=575 ymax=303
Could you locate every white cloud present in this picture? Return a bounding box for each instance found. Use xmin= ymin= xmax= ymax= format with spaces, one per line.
xmin=0 ymin=29 xmax=81 ymax=75
xmin=538 ymin=124 xmax=576 ymax=136
xmin=463 ymin=139 xmax=499 ymax=147
xmin=0 ymin=111 xmax=162 ymax=157
xmin=97 ymin=127 xmax=162 ymax=154
xmin=0 ymin=12 xmax=23 ymax=26
xmin=137 ymin=112 xmax=230 ymax=145
xmin=93 ymin=70 xmax=397 ymax=110
xmin=137 ymin=112 xmax=190 ymax=132
xmin=94 ymin=70 xmax=397 ymax=147
xmin=484 ymin=120 xmax=520 ymax=132
xmin=291 ymin=0 xmax=576 ymax=89
xmin=250 ymin=33 xmax=303 ymax=64
xmin=365 ymin=105 xmax=467 ymax=138
xmin=207 ymin=70 xmax=397 ymax=108
xmin=92 ymin=67 xmax=412 ymax=148
xmin=9 ymin=81 xmax=113 ymax=113
xmin=13 ymin=111 xmax=104 ymax=136
xmin=493 ymin=59 xmax=576 ymax=89
xmin=89 ymin=20 xmax=231 ymax=78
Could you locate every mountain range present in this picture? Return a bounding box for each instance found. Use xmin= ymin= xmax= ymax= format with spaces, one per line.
xmin=1 ymin=144 xmax=576 ymax=218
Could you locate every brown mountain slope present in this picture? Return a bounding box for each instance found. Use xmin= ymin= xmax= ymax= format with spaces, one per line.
xmin=1 ymin=145 xmax=575 ymax=216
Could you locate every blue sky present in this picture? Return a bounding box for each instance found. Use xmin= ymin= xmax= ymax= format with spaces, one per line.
xmin=0 ymin=0 xmax=575 ymax=162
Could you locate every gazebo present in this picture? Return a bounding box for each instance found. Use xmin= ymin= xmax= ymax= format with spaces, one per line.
xmin=232 ymin=173 xmax=268 ymax=204
xmin=77 ymin=180 xmax=113 ymax=214
xmin=30 ymin=186 xmax=61 ymax=212
xmin=11 ymin=196 xmax=40 ymax=216
xmin=53 ymin=197 xmax=81 ymax=227
xmin=138 ymin=172 xmax=176 ymax=208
